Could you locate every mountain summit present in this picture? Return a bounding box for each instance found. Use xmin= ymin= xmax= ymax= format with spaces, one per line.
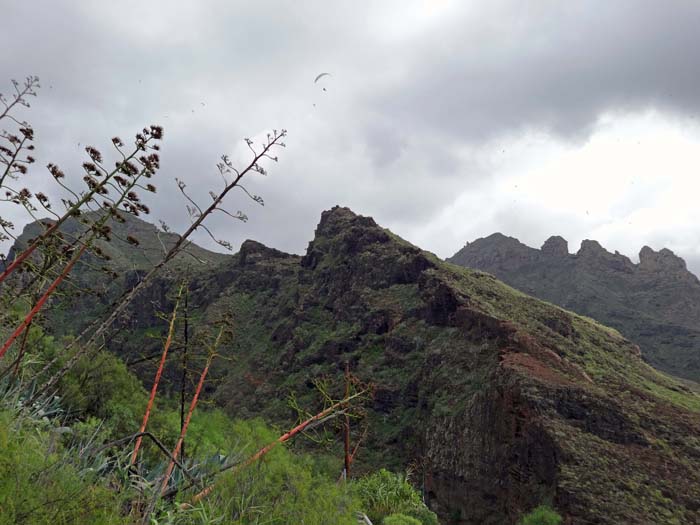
xmin=448 ymin=234 xmax=700 ymax=382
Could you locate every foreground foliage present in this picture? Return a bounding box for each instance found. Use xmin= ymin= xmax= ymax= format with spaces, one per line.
xmin=0 ymin=326 xmax=419 ymax=524
xmin=519 ymin=505 xmax=563 ymax=525
xmin=353 ymin=469 xmax=437 ymax=525
xmin=0 ymin=384 xmax=364 ymax=524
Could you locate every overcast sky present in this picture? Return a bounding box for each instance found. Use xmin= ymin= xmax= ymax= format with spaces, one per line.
xmin=3 ymin=1 xmax=700 ymax=275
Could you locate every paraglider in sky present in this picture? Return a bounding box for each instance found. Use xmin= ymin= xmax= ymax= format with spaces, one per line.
xmin=314 ymin=72 xmax=331 ymax=91
xmin=312 ymin=72 xmax=332 ymax=107
xmin=314 ymin=72 xmax=331 ymax=83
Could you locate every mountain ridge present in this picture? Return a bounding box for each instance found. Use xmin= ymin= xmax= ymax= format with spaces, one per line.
xmin=455 ymin=232 xmax=697 ymax=278
xmin=448 ymin=233 xmax=700 ymax=383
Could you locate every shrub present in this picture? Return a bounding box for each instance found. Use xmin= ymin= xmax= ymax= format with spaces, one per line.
xmin=352 ymin=469 xmax=437 ymax=525
xmin=0 ymin=409 xmax=130 ymax=525
xmin=519 ymin=505 xmax=563 ymax=525
xmin=383 ymin=513 xmax=422 ymax=525
xmin=405 ymin=506 xmax=439 ymax=525
xmin=58 ymin=348 xmax=148 ymax=438
xmin=192 ymin=419 xmax=359 ymax=525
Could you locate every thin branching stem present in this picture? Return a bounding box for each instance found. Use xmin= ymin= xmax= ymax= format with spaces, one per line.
xmin=130 ymin=283 xmax=184 ymax=466
xmin=0 ymin=138 xmax=152 ymax=285
xmin=184 ymin=389 xmax=367 ymax=507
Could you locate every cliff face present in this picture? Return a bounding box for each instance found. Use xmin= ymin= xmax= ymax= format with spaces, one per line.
xmin=449 ymin=234 xmax=700 ymax=383
xmin=11 ymin=209 xmax=700 ymax=524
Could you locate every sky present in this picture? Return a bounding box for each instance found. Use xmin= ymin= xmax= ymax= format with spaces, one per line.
xmin=3 ymin=1 xmax=700 ymax=275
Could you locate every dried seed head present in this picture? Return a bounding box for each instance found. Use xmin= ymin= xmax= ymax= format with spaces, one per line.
xmin=47 ymin=163 xmax=65 ymax=179
xmin=149 ymin=125 xmax=164 ymax=140
xmin=85 ymin=146 xmax=103 ymax=163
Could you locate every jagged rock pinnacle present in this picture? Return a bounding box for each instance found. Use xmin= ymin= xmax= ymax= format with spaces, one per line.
xmin=577 ymin=239 xmax=608 ymax=257
xmin=639 ymin=246 xmax=687 ymax=272
xmin=541 ymin=235 xmax=568 ymax=256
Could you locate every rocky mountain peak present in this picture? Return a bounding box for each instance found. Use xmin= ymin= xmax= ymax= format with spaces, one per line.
xmin=302 ymin=206 xmax=392 ymax=269
xmin=541 ymin=235 xmax=568 ymax=256
xmin=449 ymin=231 xmax=700 ymax=383
xmin=238 ymin=239 xmax=292 ymax=266
xmin=313 ymin=206 xmax=380 ymax=239
xmin=576 ymin=239 xmax=609 ymax=257
xmin=483 ymin=232 xmax=527 ymax=248
xmin=448 ymin=233 xmax=539 ymax=272
xmin=638 ymin=245 xmax=687 ymax=272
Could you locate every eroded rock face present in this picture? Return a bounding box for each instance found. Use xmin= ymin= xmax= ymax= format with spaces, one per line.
xmin=639 ymin=245 xmax=688 ymax=273
xmin=449 ymin=233 xmax=700 ymax=382
xmin=458 ymin=234 xmax=538 ymax=267
xmin=238 ymin=239 xmax=293 ymax=266
xmin=575 ymin=240 xmax=635 ymax=272
xmin=425 ymin=381 xmax=560 ymax=524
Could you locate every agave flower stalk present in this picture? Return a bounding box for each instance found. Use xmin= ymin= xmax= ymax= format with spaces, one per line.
xmin=130 ymin=283 xmax=184 ymax=466
xmin=142 ymin=329 xmax=222 ymax=525
xmin=0 ymin=76 xmax=40 ymax=188
xmin=0 ymin=242 xmax=88 ymax=359
xmin=0 ymin=141 xmax=161 ymax=360
xmin=343 ymin=361 xmax=351 ymax=480
xmin=159 ymin=342 xmax=218 ymax=494
xmin=0 ymin=129 xmax=161 ymax=285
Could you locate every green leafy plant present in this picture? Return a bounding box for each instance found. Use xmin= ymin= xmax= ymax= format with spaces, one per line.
xmin=383 ymin=513 xmax=422 ymax=525
xmin=352 ymin=469 xmax=436 ymax=525
xmin=404 ymin=506 xmax=439 ymax=525
xmin=519 ymin=505 xmax=563 ymax=525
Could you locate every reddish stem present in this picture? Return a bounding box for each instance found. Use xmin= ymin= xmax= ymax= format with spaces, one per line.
xmin=0 ymin=220 xmax=61 ymax=285
xmin=159 ymin=351 xmax=214 ymax=494
xmin=0 ymin=243 xmax=88 ymax=359
xmin=130 ymin=286 xmax=183 ymax=466
xmin=11 ymin=319 xmax=32 ymax=378
xmin=187 ymin=390 xmax=365 ymax=506
xmin=343 ymin=362 xmax=351 ymax=480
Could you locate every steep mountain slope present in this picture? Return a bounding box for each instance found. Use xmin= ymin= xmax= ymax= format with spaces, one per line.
xmin=3 ymin=211 xmax=228 ymax=336
xmin=448 ymin=233 xmax=700 ymax=383
xmin=5 ymin=210 xmax=227 ymax=274
xmin=9 ymin=209 xmax=700 ymax=524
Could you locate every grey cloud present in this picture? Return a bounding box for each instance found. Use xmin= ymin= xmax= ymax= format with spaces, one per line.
xmin=372 ymin=1 xmax=700 ymax=142
xmin=2 ymin=1 xmax=700 ymax=271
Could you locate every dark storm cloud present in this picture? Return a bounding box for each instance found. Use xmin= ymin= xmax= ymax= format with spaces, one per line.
xmin=373 ymin=1 xmax=700 ymax=142
xmin=2 ymin=1 xmax=700 ymax=267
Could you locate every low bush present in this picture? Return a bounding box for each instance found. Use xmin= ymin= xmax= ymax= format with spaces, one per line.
xmin=352 ymin=468 xmax=437 ymax=525
xmin=383 ymin=513 xmax=422 ymax=525
xmin=519 ymin=505 xmax=563 ymax=525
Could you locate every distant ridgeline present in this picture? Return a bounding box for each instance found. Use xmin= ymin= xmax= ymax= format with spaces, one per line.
xmin=9 ymin=208 xmax=700 ymax=524
xmin=449 ymin=233 xmax=700 ymax=383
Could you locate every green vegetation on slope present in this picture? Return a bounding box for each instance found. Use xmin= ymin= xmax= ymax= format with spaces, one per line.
xmin=0 ymin=305 xmax=435 ymax=524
